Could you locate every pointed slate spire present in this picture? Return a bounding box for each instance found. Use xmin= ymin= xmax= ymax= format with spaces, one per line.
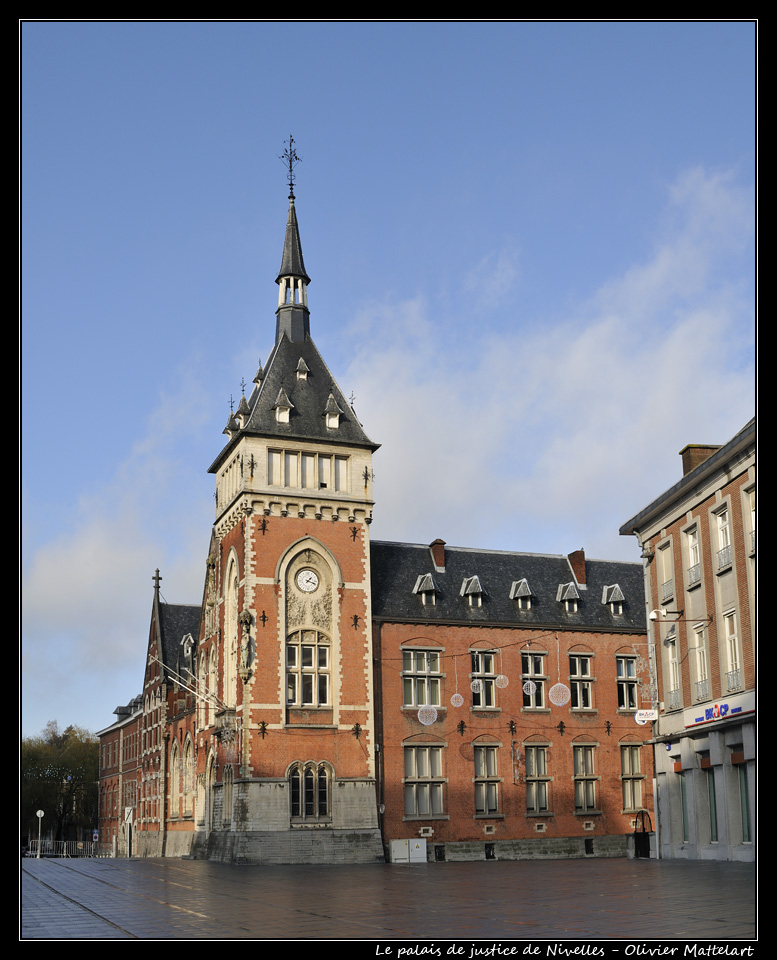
xmin=275 ymin=136 xmax=310 ymax=344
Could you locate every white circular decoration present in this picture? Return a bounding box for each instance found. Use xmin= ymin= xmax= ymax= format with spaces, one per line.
xmin=470 ymin=679 xmax=482 ymax=693
xmin=450 ymin=693 xmax=464 ymax=708
xmin=523 ymin=680 xmax=536 ymax=696
xmin=418 ymin=706 xmax=438 ymax=726
xmin=496 ymin=674 xmax=509 ymax=689
xmin=549 ymin=682 xmax=571 ymax=706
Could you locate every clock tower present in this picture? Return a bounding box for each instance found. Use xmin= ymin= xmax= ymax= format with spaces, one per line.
xmin=197 ymin=144 xmax=383 ymax=862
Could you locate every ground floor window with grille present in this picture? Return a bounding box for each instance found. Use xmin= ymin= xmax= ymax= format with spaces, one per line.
xmin=404 ymin=745 xmax=444 ymax=817
xmin=474 ymin=744 xmax=500 ymax=815
xmin=525 ymin=744 xmax=550 ymax=814
xmin=620 ymin=744 xmax=643 ymax=811
xmin=289 ymin=762 xmax=331 ymax=821
xmin=573 ymin=744 xmax=597 ymax=813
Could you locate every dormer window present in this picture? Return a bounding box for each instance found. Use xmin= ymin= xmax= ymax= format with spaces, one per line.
xmin=602 ymin=584 xmax=625 ymax=616
xmin=324 ymin=393 xmax=343 ymax=429
xmin=510 ymin=578 xmax=533 ymax=611
xmin=461 ymin=575 xmax=485 ymax=607
xmin=413 ymin=573 xmax=438 ymax=606
xmin=557 ymin=582 xmax=580 ymax=613
xmin=273 ymin=387 xmax=294 ymax=424
xmin=296 ymin=358 xmax=310 ymax=381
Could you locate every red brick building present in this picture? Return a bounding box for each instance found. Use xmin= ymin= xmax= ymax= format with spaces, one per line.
xmin=620 ymin=420 xmax=755 ymax=860
xmin=99 ymin=161 xmax=653 ymax=863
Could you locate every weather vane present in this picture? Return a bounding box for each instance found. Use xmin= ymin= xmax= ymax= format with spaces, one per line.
xmin=280 ymin=135 xmax=301 ymax=199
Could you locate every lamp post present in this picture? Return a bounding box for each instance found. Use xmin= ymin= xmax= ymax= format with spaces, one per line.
xmin=36 ymin=810 xmax=44 ymax=858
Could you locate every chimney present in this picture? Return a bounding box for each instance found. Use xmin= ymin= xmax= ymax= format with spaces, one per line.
xmin=568 ymin=549 xmax=586 ymax=586
xmin=679 ymin=443 xmax=722 ymax=477
xmin=429 ymin=539 xmax=446 ymax=572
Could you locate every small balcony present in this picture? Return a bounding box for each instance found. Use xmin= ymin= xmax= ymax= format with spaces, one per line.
xmin=667 ymin=688 xmax=682 ymax=711
xmin=726 ymin=669 xmax=743 ymax=693
xmin=686 ymin=563 xmax=701 ymax=587
xmin=717 ymin=544 xmax=732 ymax=570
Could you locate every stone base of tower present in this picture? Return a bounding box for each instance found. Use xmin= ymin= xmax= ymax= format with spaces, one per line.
xmin=188 ymin=776 xmax=385 ymax=865
xmin=198 ymin=827 xmax=385 ymax=865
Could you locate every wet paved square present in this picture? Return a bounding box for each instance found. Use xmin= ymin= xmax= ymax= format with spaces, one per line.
xmin=21 ymin=856 xmax=756 ymax=943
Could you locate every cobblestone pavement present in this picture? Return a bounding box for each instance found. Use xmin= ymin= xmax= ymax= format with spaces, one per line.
xmin=21 ymin=856 xmax=756 ymax=944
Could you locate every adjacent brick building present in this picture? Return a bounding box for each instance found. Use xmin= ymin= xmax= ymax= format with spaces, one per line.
xmin=99 ymin=167 xmax=654 ymax=863
xmin=620 ymin=419 xmax=755 ymax=860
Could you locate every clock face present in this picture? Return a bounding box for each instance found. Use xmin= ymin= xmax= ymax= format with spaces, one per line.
xmin=296 ymin=569 xmax=319 ymax=593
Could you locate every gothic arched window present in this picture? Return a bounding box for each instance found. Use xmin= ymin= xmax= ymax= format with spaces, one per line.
xmin=289 ymin=762 xmax=331 ymax=821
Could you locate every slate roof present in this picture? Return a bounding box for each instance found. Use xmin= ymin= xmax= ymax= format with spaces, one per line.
xmin=158 ymin=603 xmax=201 ymax=678
xmin=370 ymin=541 xmax=645 ymax=633
xmin=209 ymin=332 xmax=379 ymax=472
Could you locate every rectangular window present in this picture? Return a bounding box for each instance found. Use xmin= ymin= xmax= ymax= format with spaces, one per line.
xmin=658 ymin=544 xmax=674 ymax=601
xmin=471 ymin=652 xmax=496 ymax=708
xmin=686 ymin=527 xmax=701 ymax=586
xmin=724 ymin=611 xmax=742 ymax=692
xmin=525 ymin=745 xmax=549 ymax=814
xmin=286 ymin=631 xmax=330 ymax=707
xmin=474 ymin=745 xmax=499 ymax=815
xmin=738 ymin=764 xmax=751 ymax=843
xmin=268 ymin=449 xmax=349 ymax=492
xmin=616 ymin=656 xmax=638 ymax=710
xmin=569 ymin=655 xmax=593 ymax=710
xmin=693 ymin=626 xmax=709 ymax=702
xmin=620 ymin=745 xmax=642 ymax=811
xmin=716 ymin=507 xmax=731 ymax=568
xmin=521 ymin=653 xmax=546 ymax=709
xmin=403 ymin=746 xmax=444 ymax=818
xmin=573 ymin=745 xmax=597 ymax=813
xmin=402 ymin=650 xmax=441 ymax=706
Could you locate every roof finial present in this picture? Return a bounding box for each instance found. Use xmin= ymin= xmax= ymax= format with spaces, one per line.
xmin=280 ymin=134 xmax=301 ymax=200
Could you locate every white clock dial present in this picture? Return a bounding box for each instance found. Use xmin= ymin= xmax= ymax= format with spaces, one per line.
xmin=296 ymin=569 xmax=319 ymax=593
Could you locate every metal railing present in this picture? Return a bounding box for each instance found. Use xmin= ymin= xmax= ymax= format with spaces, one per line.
xmin=25 ymin=840 xmax=95 ymax=858
xmin=717 ymin=545 xmax=731 ymax=569
xmin=687 ymin=563 xmax=701 ymax=586
xmin=695 ymin=679 xmax=710 ymax=702
xmin=667 ymin=688 xmax=682 ymax=711
xmin=726 ymin=669 xmax=743 ymax=693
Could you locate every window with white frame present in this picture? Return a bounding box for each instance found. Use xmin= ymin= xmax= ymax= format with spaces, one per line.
xmin=657 ymin=543 xmax=674 ymax=601
xmin=723 ymin=611 xmax=742 ymax=692
xmin=289 ymin=762 xmax=331 ymax=821
xmin=692 ymin=625 xmax=710 ymax=702
xmin=474 ymin=744 xmax=500 ymax=816
xmin=616 ymin=656 xmax=638 ymax=711
xmin=620 ymin=744 xmax=643 ymax=811
xmin=686 ymin=527 xmax=701 ymax=587
xmin=402 ymin=649 xmax=442 ymax=706
xmin=525 ymin=744 xmax=550 ymax=814
xmin=521 ymin=652 xmax=547 ymax=709
xmin=268 ymin=449 xmax=349 ymax=492
xmin=403 ymin=745 xmax=444 ymax=817
xmin=573 ymin=744 xmax=597 ymax=813
xmin=569 ymin=654 xmax=594 ymax=710
xmin=715 ymin=506 xmax=731 ymax=569
xmin=471 ymin=651 xmax=497 ymax=708
xmin=745 ymin=486 xmax=755 ymax=554
xmin=603 ymin=584 xmax=625 ymax=616
xmin=665 ymin=627 xmax=682 ymax=710
xmin=286 ymin=630 xmax=330 ymax=707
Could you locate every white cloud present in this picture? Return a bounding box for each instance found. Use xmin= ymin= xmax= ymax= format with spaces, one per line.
xmin=351 ymin=167 xmax=754 ymax=559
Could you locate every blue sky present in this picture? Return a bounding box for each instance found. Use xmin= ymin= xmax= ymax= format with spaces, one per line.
xmin=21 ymin=21 xmax=756 ymax=737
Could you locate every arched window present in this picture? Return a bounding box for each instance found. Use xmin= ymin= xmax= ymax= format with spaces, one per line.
xmin=286 ymin=631 xmax=330 ymax=707
xmin=169 ymin=740 xmax=181 ymax=817
xmin=222 ymin=765 xmax=234 ymax=827
xmin=224 ymin=556 xmax=239 ymax=708
xmin=289 ymin=762 xmax=331 ymax=821
xmin=183 ymin=739 xmax=194 ymax=816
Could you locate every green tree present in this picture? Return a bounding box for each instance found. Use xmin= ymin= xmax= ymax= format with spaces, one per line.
xmin=21 ymin=721 xmax=99 ymax=843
